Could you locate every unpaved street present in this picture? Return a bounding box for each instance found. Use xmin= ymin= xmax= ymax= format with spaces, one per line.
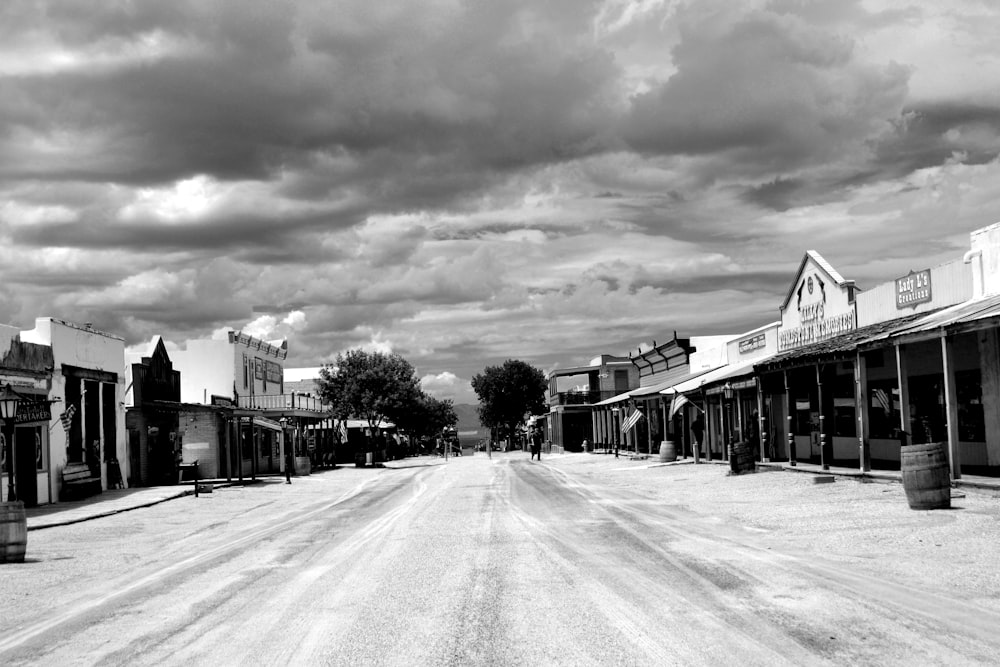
xmin=1 ymin=453 xmax=999 ymax=666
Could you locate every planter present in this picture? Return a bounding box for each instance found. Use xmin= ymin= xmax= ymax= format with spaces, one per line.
xmin=729 ymin=442 xmax=755 ymax=475
xmin=1 ymin=501 xmax=27 ymax=564
xmin=901 ymin=442 xmax=951 ymax=510
xmin=658 ymin=440 xmax=676 ymax=463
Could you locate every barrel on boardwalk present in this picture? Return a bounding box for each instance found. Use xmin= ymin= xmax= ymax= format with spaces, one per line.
xmin=901 ymin=442 xmax=951 ymax=510
xmin=0 ymin=501 xmax=27 ymax=563
xmin=659 ymin=440 xmax=677 ymax=463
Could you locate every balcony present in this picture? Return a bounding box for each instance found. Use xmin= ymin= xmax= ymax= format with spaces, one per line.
xmin=549 ymin=390 xmax=621 ymax=406
xmin=236 ymin=393 xmax=329 ymax=414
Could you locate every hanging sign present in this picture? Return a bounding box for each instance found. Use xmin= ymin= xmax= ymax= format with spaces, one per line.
xmin=14 ymin=401 xmax=51 ymax=425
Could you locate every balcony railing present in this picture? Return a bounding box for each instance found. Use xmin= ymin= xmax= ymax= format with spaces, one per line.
xmin=549 ymin=390 xmax=622 ymax=406
xmin=236 ymin=393 xmax=329 ymax=413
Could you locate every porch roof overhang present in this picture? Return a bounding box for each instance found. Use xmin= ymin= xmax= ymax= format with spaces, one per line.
xmin=262 ymin=408 xmax=332 ymax=421
xmin=665 ymin=357 xmax=769 ymax=396
xmin=859 ymin=293 xmax=1000 ymax=348
xmin=754 ymin=309 xmax=937 ymax=374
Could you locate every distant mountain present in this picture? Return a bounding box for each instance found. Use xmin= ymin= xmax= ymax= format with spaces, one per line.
xmin=453 ymin=403 xmax=487 ymax=444
xmin=453 ymin=403 xmax=482 ymax=432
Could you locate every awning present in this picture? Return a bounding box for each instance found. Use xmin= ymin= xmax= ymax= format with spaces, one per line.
xmin=754 ymin=309 xmax=937 ymax=373
xmin=861 ymin=293 xmax=1000 ymax=346
xmin=253 ymin=416 xmax=283 ymax=431
xmin=664 ymin=358 xmax=762 ymax=396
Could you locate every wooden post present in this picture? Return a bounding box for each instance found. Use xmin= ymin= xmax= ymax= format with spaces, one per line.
xmin=785 ymin=370 xmax=796 ymax=466
xmin=817 ymin=364 xmax=828 ymax=470
xmin=856 ymin=352 xmax=870 ymax=472
xmin=895 ymin=344 xmax=911 ymax=445
xmin=941 ymin=334 xmax=961 ymax=479
xmin=756 ymin=378 xmax=767 ymax=462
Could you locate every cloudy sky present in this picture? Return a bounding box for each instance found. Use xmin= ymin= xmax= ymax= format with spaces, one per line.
xmin=2 ymin=0 xmax=999 ymax=404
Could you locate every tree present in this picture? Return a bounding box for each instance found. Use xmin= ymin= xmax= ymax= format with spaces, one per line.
xmin=471 ymin=359 xmax=547 ymax=449
xmin=393 ymin=393 xmax=458 ymax=448
xmin=317 ymin=349 xmax=421 ymax=451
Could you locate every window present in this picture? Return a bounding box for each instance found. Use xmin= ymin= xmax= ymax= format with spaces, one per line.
xmin=831 ymin=371 xmax=856 ymax=438
xmin=956 ymin=369 xmax=985 ymax=442
xmin=242 ymin=354 xmax=249 ymax=389
xmin=793 ymin=395 xmax=815 ymax=436
xmin=867 ymin=380 xmax=899 ymax=439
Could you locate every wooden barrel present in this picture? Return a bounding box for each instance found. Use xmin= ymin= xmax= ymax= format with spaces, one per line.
xmin=0 ymin=501 xmax=27 ymax=563
xmin=901 ymin=442 xmax=951 ymax=510
xmin=659 ymin=440 xmax=677 ymax=462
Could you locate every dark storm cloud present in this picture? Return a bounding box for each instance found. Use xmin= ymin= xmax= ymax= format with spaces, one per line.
xmin=0 ymin=0 xmax=621 ymax=191
xmin=621 ymin=2 xmax=909 ymax=176
xmin=871 ymin=102 xmax=1000 ymax=177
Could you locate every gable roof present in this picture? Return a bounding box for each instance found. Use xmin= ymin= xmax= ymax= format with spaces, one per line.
xmin=780 ymin=250 xmax=856 ymax=311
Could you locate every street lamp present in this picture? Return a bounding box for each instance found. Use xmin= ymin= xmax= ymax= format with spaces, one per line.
xmin=611 ymin=406 xmax=620 ymax=456
xmin=1 ymin=384 xmax=21 ymax=502
xmin=279 ymin=417 xmax=291 ymax=484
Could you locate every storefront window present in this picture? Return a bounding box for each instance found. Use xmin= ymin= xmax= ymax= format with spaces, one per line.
xmin=868 ymin=381 xmax=899 ymax=439
xmin=832 ymin=372 xmax=856 ymax=437
xmin=956 ymin=369 xmax=985 ymax=442
xmin=908 ymin=374 xmax=945 ymax=444
xmin=793 ymin=397 xmax=815 ymax=436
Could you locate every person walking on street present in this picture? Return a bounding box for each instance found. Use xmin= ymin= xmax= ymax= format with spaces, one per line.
xmin=530 ymin=426 xmax=543 ymax=461
xmin=691 ymin=415 xmax=705 ymax=458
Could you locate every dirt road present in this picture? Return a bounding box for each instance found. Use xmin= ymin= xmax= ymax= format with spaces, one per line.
xmin=1 ymin=453 xmax=997 ymax=665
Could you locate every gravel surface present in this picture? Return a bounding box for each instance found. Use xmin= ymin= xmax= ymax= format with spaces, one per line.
xmin=1 ymin=453 xmax=998 ymax=666
xmin=546 ymin=454 xmax=1000 ymax=612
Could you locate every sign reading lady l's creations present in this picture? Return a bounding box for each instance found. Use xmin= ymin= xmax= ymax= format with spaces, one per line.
xmin=895 ymin=269 xmax=932 ymax=309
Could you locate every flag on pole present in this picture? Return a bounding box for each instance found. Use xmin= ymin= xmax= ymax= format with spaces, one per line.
xmin=59 ymin=405 xmax=76 ymax=435
xmin=338 ymin=420 xmax=348 ymax=443
xmin=669 ymin=393 xmax=690 ymax=419
xmin=621 ymin=408 xmax=644 ymax=433
xmin=873 ymin=388 xmax=891 ymax=416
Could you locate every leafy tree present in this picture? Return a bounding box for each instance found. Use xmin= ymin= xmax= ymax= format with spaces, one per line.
xmin=317 ymin=349 xmax=421 ymax=450
xmin=471 ymin=359 xmax=547 ymax=448
xmin=394 ymin=393 xmax=458 ymax=442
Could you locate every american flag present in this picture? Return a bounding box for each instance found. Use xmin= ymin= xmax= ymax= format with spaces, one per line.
xmin=338 ymin=420 xmax=348 ymax=443
xmin=874 ymin=389 xmax=892 ymax=416
xmin=621 ymin=408 xmax=644 ymax=434
xmin=59 ymin=405 xmax=76 ymax=435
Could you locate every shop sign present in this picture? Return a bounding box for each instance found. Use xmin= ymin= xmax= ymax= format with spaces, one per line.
xmin=779 ymin=310 xmax=856 ymax=351
xmin=738 ymin=333 xmax=766 ymax=355
xmin=211 ymin=395 xmax=234 ymax=408
xmin=14 ymin=401 xmax=51 ymax=425
xmin=895 ymin=269 xmax=932 ymax=309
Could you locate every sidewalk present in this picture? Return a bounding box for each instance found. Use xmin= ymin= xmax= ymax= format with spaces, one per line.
xmin=756 ymin=460 xmax=1000 ymax=494
xmin=24 ymin=482 xmax=228 ymax=531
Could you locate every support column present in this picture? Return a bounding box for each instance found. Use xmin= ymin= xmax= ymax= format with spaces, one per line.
xmin=941 ymin=334 xmax=961 ymax=479
xmin=895 ymin=344 xmax=911 ymax=445
xmin=856 ymin=351 xmax=870 ymax=472
xmin=756 ymin=378 xmax=767 ymax=463
xmin=785 ymin=370 xmax=796 ymax=466
xmin=817 ymin=365 xmax=828 ymax=470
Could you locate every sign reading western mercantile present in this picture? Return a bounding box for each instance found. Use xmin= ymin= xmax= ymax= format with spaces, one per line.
xmin=895 ymin=269 xmax=932 ymax=309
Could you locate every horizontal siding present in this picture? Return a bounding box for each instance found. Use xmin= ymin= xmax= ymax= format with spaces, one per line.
xmin=856 ymin=259 xmax=972 ymax=327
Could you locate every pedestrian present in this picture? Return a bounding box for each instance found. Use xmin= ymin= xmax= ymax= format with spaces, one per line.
xmin=530 ymin=426 xmax=543 ymax=461
xmin=691 ymin=414 xmax=705 ymax=458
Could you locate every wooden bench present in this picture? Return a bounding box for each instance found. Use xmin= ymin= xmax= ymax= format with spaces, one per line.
xmin=61 ymin=462 xmax=102 ymax=500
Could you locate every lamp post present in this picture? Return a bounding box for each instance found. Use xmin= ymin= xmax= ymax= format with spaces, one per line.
xmin=280 ymin=417 xmax=291 ymax=484
xmin=1 ymin=384 xmax=21 ymax=502
xmin=611 ymin=406 xmax=619 ymax=456
xmin=723 ymin=382 xmax=737 ymax=474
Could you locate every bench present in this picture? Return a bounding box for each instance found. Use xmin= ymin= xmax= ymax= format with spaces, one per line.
xmin=61 ymin=462 xmax=102 ymax=500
